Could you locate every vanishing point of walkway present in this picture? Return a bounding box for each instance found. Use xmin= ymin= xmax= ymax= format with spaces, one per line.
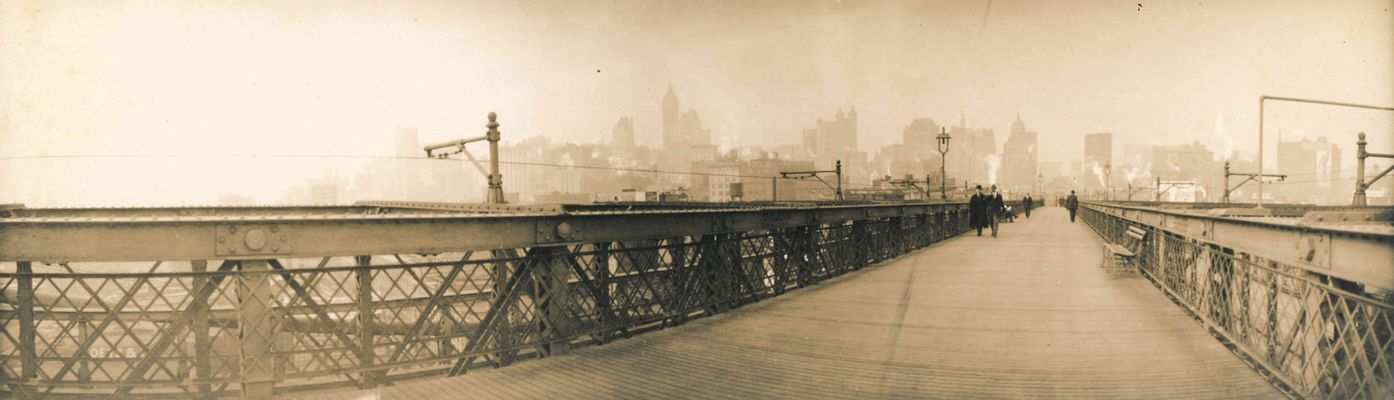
xmin=303 ymin=207 xmax=1282 ymax=399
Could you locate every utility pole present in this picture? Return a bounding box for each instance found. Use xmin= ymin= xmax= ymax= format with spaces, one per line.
xmin=1354 ymin=132 xmax=1394 ymax=206
xmin=887 ymin=175 xmax=932 ymax=200
xmin=926 ymin=174 xmax=933 ymax=200
xmin=424 ymin=112 xmax=506 ymax=203
xmin=1222 ymin=161 xmax=1285 ymax=204
xmin=836 ymin=160 xmax=843 ymax=201
xmin=1258 ymin=95 xmax=1394 ymax=208
xmin=781 ymin=159 xmax=843 ymax=201
xmin=1155 ymin=179 xmax=1197 ymax=203
xmin=771 ymin=176 xmax=778 ymax=202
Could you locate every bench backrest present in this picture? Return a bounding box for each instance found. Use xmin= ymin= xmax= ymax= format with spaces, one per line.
xmin=1125 ymin=226 xmax=1147 ymax=241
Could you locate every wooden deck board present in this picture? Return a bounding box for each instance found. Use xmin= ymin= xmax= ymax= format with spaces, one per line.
xmin=292 ymin=208 xmax=1282 ymax=399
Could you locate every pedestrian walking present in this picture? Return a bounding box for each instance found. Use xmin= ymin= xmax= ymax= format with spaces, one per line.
xmin=988 ymin=185 xmax=1004 ymax=238
xmin=1066 ymin=190 xmax=1079 ymax=222
xmin=1023 ymin=194 xmax=1033 ymax=219
xmin=969 ymin=185 xmax=987 ymax=236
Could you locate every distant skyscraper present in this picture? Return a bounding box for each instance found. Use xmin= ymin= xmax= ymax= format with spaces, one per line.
xmin=945 ymin=113 xmax=996 ymax=187
xmin=1277 ymin=136 xmax=1341 ymax=204
xmin=611 ymin=117 xmax=636 ymax=150
xmin=902 ymin=118 xmax=939 ymax=152
xmin=810 ymin=107 xmax=859 ymax=168
xmin=660 ymin=84 xmax=713 ymax=151
xmin=1084 ymin=133 xmax=1112 ymax=168
xmin=1083 ymin=132 xmax=1113 ymax=190
xmin=802 ymin=128 xmax=819 ymax=154
xmin=1001 ymin=115 xmax=1038 ymax=193
xmin=680 ymin=110 xmax=712 ymax=147
xmin=1148 ymin=141 xmax=1219 ymax=201
xmin=662 ymin=84 xmax=681 ymax=151
xmin=657 ymin=84 xmax=716 ymax=190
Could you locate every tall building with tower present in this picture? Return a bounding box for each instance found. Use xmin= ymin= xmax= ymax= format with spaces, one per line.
xmin=661 ymin=84 xmax=712 ymax=152
xmin=659 ymin=84 xmax=715 ymax=190
xmin=815 ymin=107 xmax=858 ymax=158
xmin=662 ymin=84 xmax=681 ymax=151
xmin=803 ymin=107 xmax=861 ymax=173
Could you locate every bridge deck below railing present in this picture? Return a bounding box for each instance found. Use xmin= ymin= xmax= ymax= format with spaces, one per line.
xmin=301 ymin=208 xmax=1282 ymax=399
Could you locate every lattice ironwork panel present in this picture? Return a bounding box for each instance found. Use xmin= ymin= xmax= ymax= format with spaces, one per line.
xmin=1081 ymin=205 xmax=1394 ymax=399
xmin=0 ymin=207 xmax=978 ymax=399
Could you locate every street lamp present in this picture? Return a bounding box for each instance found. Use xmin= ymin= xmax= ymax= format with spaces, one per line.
xmin=1103 ymin=161 xmax=1112 ymax=201
xmin=936 ymin=127 xmax=952 ymax=200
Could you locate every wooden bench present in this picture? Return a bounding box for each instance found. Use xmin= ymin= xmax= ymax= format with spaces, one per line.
xmin=1103 ymin=226 xmax=1148 ymax=274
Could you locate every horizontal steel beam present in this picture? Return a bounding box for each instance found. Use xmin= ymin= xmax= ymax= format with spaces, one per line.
xmin=1084 ymin=201 xmax=1394 ymax=290
xmin=0 ymin=202 xmax=979 ymax=263
xmin=355 ymin=200 xmax=566 ymax=214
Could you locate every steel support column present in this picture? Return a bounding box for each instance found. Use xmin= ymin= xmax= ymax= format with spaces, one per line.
xmin=530 ymin=246 xmax=575 ymax=357
xmin=489 ymin=249 xmax=518 ymax=367
xmin=593 ymin=243 xmax=614 ymax=344
xmin=237 ymin=260 xmax=276 ymax=400
xmin=354 ymin=255 xmax=379 ymax=388
xmin=15 ymin=261 xmax=36 ymax=400
xmin=192 ymin=260 xmax=212 ymax=399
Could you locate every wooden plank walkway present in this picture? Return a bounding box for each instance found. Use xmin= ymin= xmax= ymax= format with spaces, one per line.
xmin=296 ymin=207 xmax=1282 ymax=399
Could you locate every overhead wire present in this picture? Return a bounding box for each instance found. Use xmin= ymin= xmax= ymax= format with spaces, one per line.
xmin=0 ymin=153 xmax=891 ymax=188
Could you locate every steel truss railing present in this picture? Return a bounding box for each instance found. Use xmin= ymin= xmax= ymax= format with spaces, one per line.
xmin=0 ymin=202 xmax=1016 ymax=399
xmin=1080 ymin=203 xmax=1394 ymax=399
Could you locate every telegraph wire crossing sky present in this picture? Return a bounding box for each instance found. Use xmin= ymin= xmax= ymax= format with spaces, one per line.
xmin=0 ymin=0 xmax=1390 ymax=206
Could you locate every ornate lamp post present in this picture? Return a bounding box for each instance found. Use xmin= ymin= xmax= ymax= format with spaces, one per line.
xmin=936 ymin=127 xmax=952 ymax=200
xmin=1103 ymin=161 xmax=1112 ymax=201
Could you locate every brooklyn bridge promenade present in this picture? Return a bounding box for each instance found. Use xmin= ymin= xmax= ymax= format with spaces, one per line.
xmin=304 ymin=208 xmax=1281 ymax=399
xmin=4 ymin=201 xmax=1389 ymax=399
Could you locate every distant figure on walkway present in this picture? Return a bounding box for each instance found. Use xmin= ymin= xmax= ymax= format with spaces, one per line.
xmin=1066 ymin=190 xmax=1079 ymax=222
xmin=1023 ymin=195 xmax=1033 ymax=219
xmin=969 ymin=185 xmax=987 ymax=236
xmin=988 ymin=185 xmax=1005 ymax=238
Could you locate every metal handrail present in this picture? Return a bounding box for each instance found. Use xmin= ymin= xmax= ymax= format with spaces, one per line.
xmin=1080 ymin=203 xmax=1394 ymax=399
xmin=0 ymin=202 xmax=1026 ymax=398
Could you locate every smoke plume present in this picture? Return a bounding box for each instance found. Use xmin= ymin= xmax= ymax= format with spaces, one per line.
xmin=985 ymin=154 xmax=1002 ymax=185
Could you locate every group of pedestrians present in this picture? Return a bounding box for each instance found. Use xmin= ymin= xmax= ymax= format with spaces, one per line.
xmin=968 ymin=185 xmax=1045 ymax=238
xmin=968 ymin=187 xmax=1081 ymax=237
xmin=969 ymin=185 xmax=1005 ymax=238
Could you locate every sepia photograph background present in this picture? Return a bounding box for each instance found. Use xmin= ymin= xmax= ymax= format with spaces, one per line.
xmin=1 ymin=0 xmax=1391 ymax=206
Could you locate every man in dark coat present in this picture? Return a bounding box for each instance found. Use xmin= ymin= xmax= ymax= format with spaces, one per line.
xmin=1023 ymin=194 xmax=1033 ymax=218
xmin=1066 ymin=190 xmax=1080 ymax=222
xmin=988 ymin=185 xmax=1005 ymax=237
xmin=969 ymin=185 xmax=986 ymax=236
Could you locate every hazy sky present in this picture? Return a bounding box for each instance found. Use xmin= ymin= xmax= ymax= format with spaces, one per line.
xmin=1 ymin=0 xmax=1391 ymax=205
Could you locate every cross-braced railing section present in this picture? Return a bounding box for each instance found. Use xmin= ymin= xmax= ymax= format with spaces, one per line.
xmin=1080 ymin=205 xmax=1394 ymax=399
xmin=0 ymin=206 xmax=974 ymax=399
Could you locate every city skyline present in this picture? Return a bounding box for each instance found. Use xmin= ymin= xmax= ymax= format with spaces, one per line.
xmin=2 ymin=78 xmax=1388 ymax=206
xmin=1 ymin=1 xmax=1391 ymax=206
